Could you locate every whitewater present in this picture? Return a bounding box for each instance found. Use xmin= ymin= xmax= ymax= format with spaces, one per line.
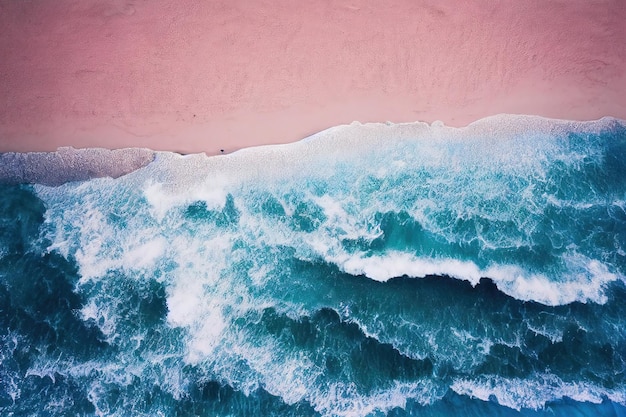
xmin=1 ymin=115 xmax=625 ymax=416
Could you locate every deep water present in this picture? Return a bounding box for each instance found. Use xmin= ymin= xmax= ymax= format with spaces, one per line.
xmin=1 ymin=117 xmax=625 ymax=416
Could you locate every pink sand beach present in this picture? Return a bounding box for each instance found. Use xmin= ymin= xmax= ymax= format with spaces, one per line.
xmin=1 ymin=0 xmax=625 ymax=154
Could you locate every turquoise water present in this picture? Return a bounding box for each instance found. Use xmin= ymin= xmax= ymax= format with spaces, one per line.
xmin=1 ymin=117 xmax=625 ymax=416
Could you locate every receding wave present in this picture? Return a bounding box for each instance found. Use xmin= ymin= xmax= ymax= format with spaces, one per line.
xmin=1 ymin=115 xmax=625 ymax=416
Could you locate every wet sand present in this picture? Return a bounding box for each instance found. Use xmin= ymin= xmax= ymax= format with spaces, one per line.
xmin=1 ymin=0 xmax=625 ymax=154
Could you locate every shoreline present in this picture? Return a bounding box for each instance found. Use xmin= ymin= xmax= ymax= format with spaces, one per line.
xmin=2 ymin=114 xmax=624 ymax=186
xmin=1 ymin=1 xmax=625 ymax=155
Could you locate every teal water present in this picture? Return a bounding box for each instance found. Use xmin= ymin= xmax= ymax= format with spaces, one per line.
xmin=1 ymin=117 xmax=625 ymax=416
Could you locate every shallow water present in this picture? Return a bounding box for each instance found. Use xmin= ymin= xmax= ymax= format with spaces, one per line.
xmin=1 ymin=116 xmax=625 ymax=416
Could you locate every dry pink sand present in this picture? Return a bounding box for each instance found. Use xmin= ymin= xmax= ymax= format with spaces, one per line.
xmin=1 ymin=0 xmax=625 ymax=154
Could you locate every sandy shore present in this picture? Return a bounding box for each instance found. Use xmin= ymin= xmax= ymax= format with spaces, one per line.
xmin=1 ymin=0 xmax=625 ymax=154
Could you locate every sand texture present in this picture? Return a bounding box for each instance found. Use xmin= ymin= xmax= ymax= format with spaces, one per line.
xmin=1 ymin=0 xmax=625 ymax=154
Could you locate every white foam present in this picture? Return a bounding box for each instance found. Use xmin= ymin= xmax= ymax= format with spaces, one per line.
xmin=491 ymin=256 xmax=617 ymax=306
xmin=333 ymin=252 xmax=483 ymax=283
xmin=0 ymin=333 xmax=22 ymax=404
xmin=310 ymin=380 xmax=442 ymax=417
xmin=324 ymin=251 xmax=618 ymax=305
xmin=207 ymin=325 xmax=444 ymax=417
xmin=137 ymin=115 xmax=551 ymax=189
xmin=79 ymin=299 xmax=118 ymax=341
xmin=121 ymin=236 xmax=166 ymax=271
xmin=452 ymin=374 xmax=626 ymax=411
xmin=143 ymin=177 xmax=230 ymax=222
xmin=24 ymin=345 xmax=192 ymax=415
xmin=163 ymin=234 xmax=235 ymax=363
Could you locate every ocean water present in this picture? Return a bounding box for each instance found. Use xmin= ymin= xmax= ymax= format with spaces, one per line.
xmin=1 ymin=116 xmax=625 ymax=416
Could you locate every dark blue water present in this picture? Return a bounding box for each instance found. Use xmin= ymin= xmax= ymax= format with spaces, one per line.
xmin=1 ymin=116 xmax=625 ymax=416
